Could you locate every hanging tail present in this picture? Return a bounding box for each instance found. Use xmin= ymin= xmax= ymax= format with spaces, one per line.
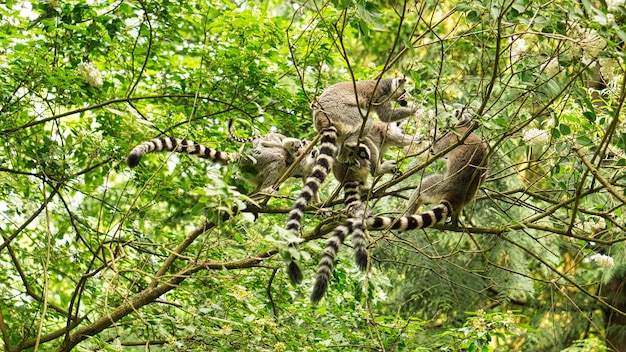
xmin=126 ymin=137 xmax=231 ymax=168
xmin=311 ymin=216 xmax=367 ymax=303
xmin=342 ymin=179 xmax=365 ymax=216
xmin=311 ymin=176 xmax=368 ymax=302
xmin=310 ymin=200 xmax=452 ymax=302
xmin=286 ymin=126 xmax=338 ymax=284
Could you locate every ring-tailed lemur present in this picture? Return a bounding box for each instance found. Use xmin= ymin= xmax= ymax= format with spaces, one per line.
xmin=126 ymin=131 xmax=318 ymax=195
xmin=332 ymin=143 xmax=374 ymax=216
xmin=330 ymin=142 xmax=373 ymax=277
xmin=318 ymin=120 xmax=424 ymax=286
xmin=311 ymin=120 xmax=488 ymax=302
xmin=227 ymin=119 xmax=320 ymax=195
xmin=285 ymin=77 xmax=419 ymax=284
xmin=333 ymin=120 xmax=424 ymax=215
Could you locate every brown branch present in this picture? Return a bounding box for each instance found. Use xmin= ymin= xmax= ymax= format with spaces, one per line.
xmin=0 ymin=167 xmax=42 ymax=178
xmin=150 ymin=218 xmax=222 ymax=288
xmin=54 ymin=216 xmax=336 ymax=351
xmin=8 ymin=317 xmax=86 ymax=352
xmin=572 ymin=143 xmax=626 ymax=206
xmin=267 ymin=268 xmax=280 ymax=320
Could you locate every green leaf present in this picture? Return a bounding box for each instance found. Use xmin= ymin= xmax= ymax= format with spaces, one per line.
xmin=583 ymin=111 xmax=596 ymax=123
xmin=575 ymin=135 xmax=592 ymax=145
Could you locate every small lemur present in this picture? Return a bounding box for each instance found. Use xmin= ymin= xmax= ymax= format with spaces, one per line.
xmin=285 ymin=77 xmax=419 ymax=284
xmin=333 ymin=120 xmax=424 ymax=218
xmin=332 ymin=142 xmax=374 ymax=215
xmin=311 ymin=119 xmax=488 ymax=303
xmin=126 ymin=131 xmax=318 ymax=195
xmin=227 ymin=119 xmax=320 ymax=196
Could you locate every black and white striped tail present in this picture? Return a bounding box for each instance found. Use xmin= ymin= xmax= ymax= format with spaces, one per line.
xmin=227 ymin=119 xmax=256 ymax=144
xmin=310 ymin=179 xmax=368 ymax=302
xmin=311 ymin=216 xmax=367 ymax=303
xmin=126 ymin=137 xmax=231 ymax=168
xmin=286 ymin=127 xmax=338 ymax=284
xmin=342 ymin=179 xmax=364 ymax=216
xmin=341 ymin=179 xmax=368 ymax=273
xmin=365 ymin=200 xmax=452 ymax=231
xmin=310 ymin=201 xmax=452 ymax=302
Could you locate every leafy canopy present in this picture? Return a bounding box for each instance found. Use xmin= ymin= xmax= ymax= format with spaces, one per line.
xmin=0 ymin=0 xmax=625 ymax=351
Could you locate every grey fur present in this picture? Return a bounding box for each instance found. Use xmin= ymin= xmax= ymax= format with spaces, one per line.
xmin=126 ymin=134 xmax=318 ymax=194
xmin=311 ymin=121 xmax=488 ymax=303
xmin=368 ymin=121 xmax=489 ymax=230
xmin=287 ymin=78 xmax=418 ymax=284
xmin=351 ymin=120 xmax=423 ymax=177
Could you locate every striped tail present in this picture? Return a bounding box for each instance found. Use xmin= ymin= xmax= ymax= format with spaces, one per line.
xmin=311 ymin=201 xmax=452 ymax=302
xmin=340 ymin=179 xmax=368 ymax=271
xmin=311 ymin=201 xmax=451 ymax=303
xmin=126 ymin=137 xmax=231 ymax=168
xmin=286 ymin=127 xmax=338 ymax=284
xmin=310 ymin=178 xmax=368 ymax=302
xmin=227 ymin=119 xmax=257 ymax=144
xmin=342 ymin=179 xmax=365 ymax=216
xmin=365 ymin=200 xmax=452 ymax=231
xmin=311 ymin=216 xmax=367 ymax=303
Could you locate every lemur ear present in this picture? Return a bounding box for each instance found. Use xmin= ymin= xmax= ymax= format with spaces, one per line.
xmin=453 ymin=107 xmax=475 ymax=127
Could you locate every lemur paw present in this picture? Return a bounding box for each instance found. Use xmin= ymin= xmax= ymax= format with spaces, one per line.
xmin=397 ymin=92 xmax=409 ymax=106
xmin=346 ymin=203 xmax=367 ymax=218
xmin=257 ymin=187 xmax=279 ymax=196
xmin=377 ymin=161 xmax=400 ymax=176
xmin=410 ymin=104 xmax=424 ymax=116
xmin=412 ymin=133 xmax=425 ymax=144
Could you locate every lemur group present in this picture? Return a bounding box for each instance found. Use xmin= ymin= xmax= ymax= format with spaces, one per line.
xmin=127 ymin=77 xmax=490 ymax=303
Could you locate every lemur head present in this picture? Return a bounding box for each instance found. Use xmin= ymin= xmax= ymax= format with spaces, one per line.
xmin=375 ymin=77 xmax=409 ymax=106
xmin=337 ymin=142 xmax=370 ymax=166
xmin=283 ymin=138 xmax=307 ymax=157
xmin=427 ymin=107 xmax=477 ymax=153
xmin=391 ymin=78 xmax=409 ymax=106
xmin=388 ymin=77 xmax=408 ymax=104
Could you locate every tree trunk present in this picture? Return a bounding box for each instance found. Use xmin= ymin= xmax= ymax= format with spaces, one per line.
xmin=603 ymin=274 xmax=626 ymax=352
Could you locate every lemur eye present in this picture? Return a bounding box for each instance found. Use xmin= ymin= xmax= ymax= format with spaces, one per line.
xmin=357 ymin=146 xmax=370 ymax=160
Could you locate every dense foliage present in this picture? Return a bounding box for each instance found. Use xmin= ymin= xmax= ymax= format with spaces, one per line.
xmin=0 ymin=0 xmax=625 ymax=351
